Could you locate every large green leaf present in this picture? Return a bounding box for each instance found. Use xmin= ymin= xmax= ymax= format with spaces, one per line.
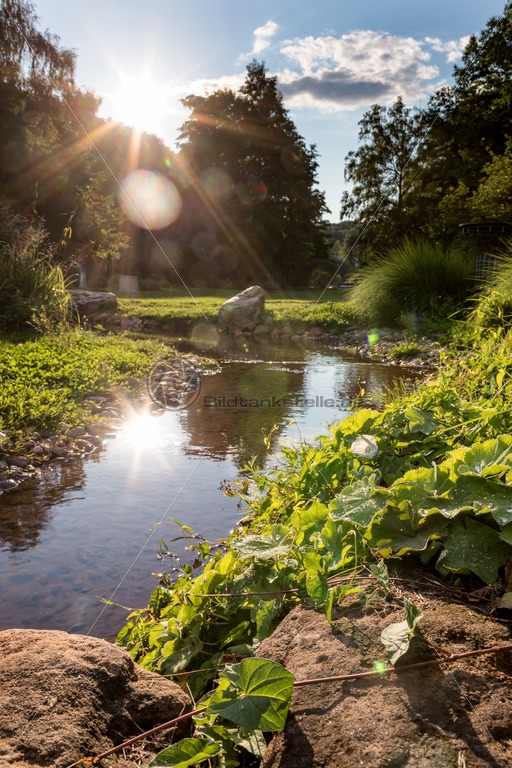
xmin=291 ymin=500 xmax=330 ymax=545
xmin=160 ymin=633 xmax=203 ymax=674
xmin=449 ymin=475 xmax=512 ymax=526
xmin=330 ymin=478 xmax=388 ymax=528
xmin=455 ymin=435 xmax=512 ymax=477
xmin=398 ymin=465 xmax=452 ymax=495
xmin=405 ymin=405 xmax=437 ymax=435
xmin=437 ymin=517 xmax=511 ymax=583
xmin=149 ymin=738 xmax=222 ymax=767
xmin=336 ymin=409 xmax=381 ymax=438
xmin=232 ymin=527 xmax=291 ymax=561
xmin=369 ymin=502 xmax=449 ymax=552
xmin=207 ymin=658 xmax=294 ymax=731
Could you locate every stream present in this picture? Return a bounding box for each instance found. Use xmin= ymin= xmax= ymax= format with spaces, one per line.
xmin=0 ymin=340 xmax=422 ymax=638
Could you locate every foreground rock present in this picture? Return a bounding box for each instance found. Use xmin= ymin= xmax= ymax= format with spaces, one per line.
xmin=0 ymin=629 xmax=192 ymax=767
xmin=218 ymin=285 xmax=265 ymax=332
xmin=69 ymin=289 xmax=118 ymax=318
xmin=258 ymin=587 xmax=512 ymax=767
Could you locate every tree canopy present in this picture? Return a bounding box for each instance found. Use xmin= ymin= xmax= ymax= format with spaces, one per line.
xmin=173 ymin=61 xmax=329 ymax=287
xmin=341 ymin=3 xmax=512 ymax=257
xmin=0 ymin=0 xmax=172 ymax=285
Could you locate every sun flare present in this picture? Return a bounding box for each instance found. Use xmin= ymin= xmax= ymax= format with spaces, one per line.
xmin=107 ymin=72 xmax=171 ymax=136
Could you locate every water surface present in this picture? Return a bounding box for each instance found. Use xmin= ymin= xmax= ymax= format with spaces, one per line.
xmin=0 ymin=342 xmax=421 ymax=637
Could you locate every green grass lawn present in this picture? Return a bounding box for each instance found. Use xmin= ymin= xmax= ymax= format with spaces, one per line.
xmin=117 ymin=289 xmax=354 ymax=332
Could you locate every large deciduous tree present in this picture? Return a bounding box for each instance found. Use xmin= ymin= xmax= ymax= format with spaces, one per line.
xmin=341 ymin=4 xmax=512 ymax=256
xmin=176 ymin=61 xmax=329 ymax=287
xmin=340 ymin=97 xmax=424 ymax=258
xmin=0 ymin=0 xmax=170 ymax=281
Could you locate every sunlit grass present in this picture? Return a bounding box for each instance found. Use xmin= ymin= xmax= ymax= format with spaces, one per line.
xmin=117 ymin=289 xmax=354 ymax=332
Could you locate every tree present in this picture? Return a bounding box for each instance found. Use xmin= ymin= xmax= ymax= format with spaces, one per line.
xmin=340 ymin=97 xmax=423 ymax=258
xmin=0 ymin=0 xmax=173 ymax=279
xmin=176 ymin=61 xmax=329 ymax=286
xmin=340 ymin=5 xmax=512 ymax=253
xmin=414 ymin=3 xmax=512 ymax=239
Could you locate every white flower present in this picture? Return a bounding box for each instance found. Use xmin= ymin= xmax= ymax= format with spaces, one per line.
xmin=350 ymin=434 xmax=379 ymax=459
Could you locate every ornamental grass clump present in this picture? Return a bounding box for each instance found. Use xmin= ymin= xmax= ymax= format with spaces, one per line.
xmin=0 ymin=241 xmax=71 ymax=332
xmin=348 ymin=239 xmax=475 ymax=327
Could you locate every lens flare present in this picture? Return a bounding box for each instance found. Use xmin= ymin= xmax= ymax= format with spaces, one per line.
xmin=367 ymin=329 xmax=380 ymax=346
xmin=237 ymin=177 xmax=267 ymax=206
xmin=118 ymin=170 xmax=182 ymax=229
xmin=201 ymin=167 xmax=234 ymax=199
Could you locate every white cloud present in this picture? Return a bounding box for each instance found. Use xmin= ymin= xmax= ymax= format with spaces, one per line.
xmin=253 ymin=20 xmax=279 ymax=54
xmin=278 ymin=31 xmax=441 ymax=111
xmin=173 ymin=29 xmax=467 ymax=117
xmin=425 ymin=35 xmax=470 ymax=63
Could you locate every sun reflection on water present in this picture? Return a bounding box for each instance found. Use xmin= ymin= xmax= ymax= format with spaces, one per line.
xmin=123 ymin=412 xmax=164 ymax=448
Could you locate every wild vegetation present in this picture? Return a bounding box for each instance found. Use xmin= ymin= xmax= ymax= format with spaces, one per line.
xmin=116 ymin=317 xmax=512 ymax=765
xmin=347 ymin=239 xmax=475 ymax=327
xmin=0 ymin=331 xmax=173 ymax=441
xmin=1 ymin=2 xmax=512 ymax=764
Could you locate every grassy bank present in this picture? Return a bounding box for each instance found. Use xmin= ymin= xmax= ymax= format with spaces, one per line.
xmin=0 ymin=330 xmax=174 ymax=443
xmin=118 ymin=325 xmax=512 ymax=702
xmin=117 ymin=288 xmax=354 ymax=334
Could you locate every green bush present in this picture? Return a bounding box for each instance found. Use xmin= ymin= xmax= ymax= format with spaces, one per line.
xmin=348 ymin=239 xmax=475 ymax=327
xmin=0 ymin=242 xmax=71 ymax=332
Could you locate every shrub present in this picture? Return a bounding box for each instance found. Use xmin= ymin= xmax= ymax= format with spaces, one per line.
xmin=0 ymin=207 xmax=71 ymax=332
xmin=347 ymin=239 xmax=475 ymax=327
xmin=0 ymin=242 xmax=71 ymax=332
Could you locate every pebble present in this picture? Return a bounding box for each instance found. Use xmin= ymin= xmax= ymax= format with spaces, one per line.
xmin=86 ymin=422 xmax=110 ymax=436
xmin=8 ymin=457 xmax=30 ymax=468
xmin=0 ymin=479 xmax=18 ymax=491
xmin=50 ymin=447 xmax=68 ymax=458
xmin=66 ymin=426 xmax=86 ymax=438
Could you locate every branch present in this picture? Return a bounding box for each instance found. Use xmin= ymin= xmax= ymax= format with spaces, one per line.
xmin=294 ymin=642 xmax=512 ymax=687
xmin=65 ymin=706 xmax=207 ymax=767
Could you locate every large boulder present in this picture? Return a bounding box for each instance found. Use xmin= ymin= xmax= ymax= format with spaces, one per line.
xmin=258 ymin=598 xmax=512 ymax=768
xmin=69 ymin=289 xmax=118 ymax=317
xmin=218 ymin=285 xmax=265 ymax=333
xmin=0 ymin=629 xmax=192 ymax=767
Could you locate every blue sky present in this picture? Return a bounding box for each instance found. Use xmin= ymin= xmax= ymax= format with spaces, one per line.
xmin=34 ymin=0 xmax=506 ymax=220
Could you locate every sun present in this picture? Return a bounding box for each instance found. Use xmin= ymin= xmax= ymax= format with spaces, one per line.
xmin=106 ymin=72 xmax=171 ymax=136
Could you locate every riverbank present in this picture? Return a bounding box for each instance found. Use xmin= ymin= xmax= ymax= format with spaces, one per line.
xmin=116 ymin=325 xmax=512 ymax=759
xmin=0 ymin=330 xmax=206 ymax=493
xmin=0 ymin=322 xmax=440 ymax=490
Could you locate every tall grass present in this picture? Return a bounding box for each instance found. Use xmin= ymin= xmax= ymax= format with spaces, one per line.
xmin=0 ymin=242 xmax=71 ymax=332
xmin=347 ymin=239 xmax=475 ymax=327
xmin=471 ymin=241 xmax=512 ymax=329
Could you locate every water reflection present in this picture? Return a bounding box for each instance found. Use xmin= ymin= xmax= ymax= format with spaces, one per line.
xmin=0 ymin=452 xmax=103 ymax=552
xmin=182 ymin=362 xmax=305 ymax=466
xmin=0 ymin=346 xmax=422 ymax=637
